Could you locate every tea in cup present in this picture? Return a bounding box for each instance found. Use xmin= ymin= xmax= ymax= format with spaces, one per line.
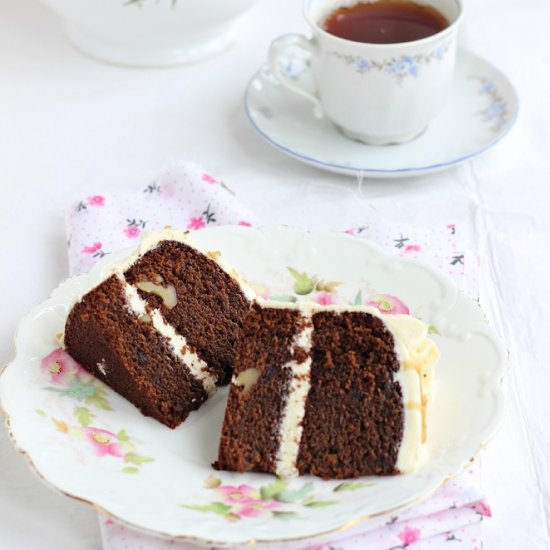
xmin=269 ymin=0 xmax=463 ymax=145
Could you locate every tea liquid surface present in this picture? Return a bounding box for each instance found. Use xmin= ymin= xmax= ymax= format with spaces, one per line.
xmin=323 ymin=0 xmax=449 ymax=44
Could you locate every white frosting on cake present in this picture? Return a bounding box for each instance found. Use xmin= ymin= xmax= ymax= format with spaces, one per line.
xmin=259 ymin=299 xmax=439 ymax=476
xmin=274 ymin=316 xmax=313 ymax=478
xmin=120 ymin=276 xmax=218 ymax=396
xmin=383 ymin=314 xmax=439 ymax=472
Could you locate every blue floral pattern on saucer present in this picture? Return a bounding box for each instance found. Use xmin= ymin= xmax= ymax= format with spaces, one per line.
xmin=475 ymin=78 xmax=509 ymax=133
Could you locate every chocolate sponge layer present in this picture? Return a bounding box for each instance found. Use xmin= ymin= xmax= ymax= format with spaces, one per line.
xmin=297 ymin=311 xmax=403 ymax=478
xmin=215 ymin=304 xmax=404 ymax=480
xmin=124 ymin=241 xmax=250 ymax=386
xmin=65 ymin=238 xmax=251 ymax=428
xmin=65 ymin=275 xmax=207 ymax=428
xmin=215 ymin=304 xmax=303 ymax=473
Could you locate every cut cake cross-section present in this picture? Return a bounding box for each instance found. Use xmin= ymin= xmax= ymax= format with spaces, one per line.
xmin=215 ymin=301 xmax=439 ymax=479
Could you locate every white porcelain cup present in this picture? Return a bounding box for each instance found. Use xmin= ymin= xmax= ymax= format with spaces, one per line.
xmin=269 ymin=0 xmax=463 ymax=145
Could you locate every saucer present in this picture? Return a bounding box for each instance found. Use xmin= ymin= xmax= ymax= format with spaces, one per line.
xmin=244 ymin=49 xmax=518 ymax=178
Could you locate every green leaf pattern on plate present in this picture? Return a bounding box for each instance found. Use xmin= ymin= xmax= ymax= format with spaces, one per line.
xmin=287 ymin=267 xmax=317 ymax=295
xmin=183 ymin=477 xmax=368 ymax=522
xmin=39 ymin=349 xmax=154 ymax=474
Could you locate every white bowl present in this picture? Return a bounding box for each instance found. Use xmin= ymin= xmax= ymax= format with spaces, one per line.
xmin=40 ymin=0 xmax=261 ymax=66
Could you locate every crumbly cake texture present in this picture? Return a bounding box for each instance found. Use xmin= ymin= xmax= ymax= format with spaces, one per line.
xmin=214 ymin=306 xmax=302 ymax=473
xmin=65 ymin=275 xmax=208 ymax=428
xmin=124 ymin=240 xmax=248 ymax=386
xmin=64 ymin=229 xmax=251 ymax=428
xmin=215 ymin=301 xmax=439 ymax=480
xmin=297 ymin=310 xmax=403 ymax=478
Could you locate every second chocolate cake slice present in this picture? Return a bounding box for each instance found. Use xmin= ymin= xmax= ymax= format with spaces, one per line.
xmin=215 ymin=301 xmax=439 ymax=479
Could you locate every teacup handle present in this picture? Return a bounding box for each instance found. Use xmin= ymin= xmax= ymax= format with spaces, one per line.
xmin=268 ymin=34 xmax=324 ymax=118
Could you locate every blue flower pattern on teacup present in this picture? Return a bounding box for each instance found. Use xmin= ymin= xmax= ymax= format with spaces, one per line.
xmin=279 ymin=58 xmax=306 ymax=79
xmin=388 ymin=56 xmax=419 ymax=78
xmin=329 ymin=43 xmax=450 ymax=83
xmin=356 ymin=58 xmax=370 ymax=73
xmin=278 ymin=45 xmax=310 ymax=79
xmin=434 ymin=46 xmax=446 ymax=60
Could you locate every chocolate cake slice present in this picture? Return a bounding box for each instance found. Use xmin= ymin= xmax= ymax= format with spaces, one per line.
xmin=215 ymin=301 xmax=439 ymax=479
xmin=65 ymin=228 xmax=253 ymax=428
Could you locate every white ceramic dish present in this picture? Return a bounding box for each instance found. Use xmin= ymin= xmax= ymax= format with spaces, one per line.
xmin=245 ymin=49 xmax=518 ymax=177
xmin=0 ymin=226 xmax=506 ymax=546
xmin=39 ymin=0 xmax=260 ymax=67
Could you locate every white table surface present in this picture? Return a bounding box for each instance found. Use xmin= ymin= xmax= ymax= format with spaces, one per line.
xmin=0 ymin=0 xmax=548 ymax=548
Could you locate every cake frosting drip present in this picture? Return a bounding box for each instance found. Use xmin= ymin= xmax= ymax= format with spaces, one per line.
xmin=274 ymin=314 xmax=314 ymax=479
xmin=383 ymin=314 xmax=439 ymax=471
xmin=120 ymin=276 xmax=218 ymax=396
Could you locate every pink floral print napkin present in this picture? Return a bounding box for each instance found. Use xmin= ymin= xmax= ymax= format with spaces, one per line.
xmin=65 ymin=162 xmax=490 ymax=550
xmin=66 ymin=161 xmax=257 ymax=277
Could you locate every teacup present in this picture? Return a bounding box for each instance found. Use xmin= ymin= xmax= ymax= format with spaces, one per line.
xmin=269 ymin=0 xmax=463 ymax=145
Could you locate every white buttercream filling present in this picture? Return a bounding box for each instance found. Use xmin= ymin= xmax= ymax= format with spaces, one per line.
xmin=121 ymin=277 xmax=218 ymax=396
xmin=274 ymin=315 xmax=314 ymax=479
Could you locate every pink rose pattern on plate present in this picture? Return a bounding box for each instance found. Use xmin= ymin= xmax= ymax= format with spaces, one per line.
xmin=84 ymin=427 xmax=124 ymax=458
xmin=313 ymin=291 xmax=339 ymax=306
xmin=41 ymin=348 xmax=108 ymax=408
xmin=41 ymin=348 xmax=90 ymax=385
xmin=365 ymin=294 xmax=410 ymax=315
xmin=277 ymin=267 xmax=415 ymax=318
xmin=178 ymin=473 xmax=490 ymax=549
xmin=39 ymin=349 xmax=154 ymax=474
xmin=184 ymin=478 xmax=338 ymax=522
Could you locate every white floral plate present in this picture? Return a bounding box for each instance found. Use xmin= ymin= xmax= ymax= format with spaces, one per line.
xmin=0 ymin=226 xmax=506 ymax=546
xmin=245 ymin=49 xmax=518 ymax=177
